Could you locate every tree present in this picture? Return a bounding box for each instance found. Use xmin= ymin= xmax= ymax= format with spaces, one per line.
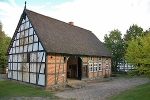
xmin=126 ymin=33 xmax=150 ymax=76
xmin=124 ymin=24 xmax=144 ymax=42
xmin=0 ymin=22 xmax=11 ymax=73
xmin=104 ymin=29 xmax=124 ymax=72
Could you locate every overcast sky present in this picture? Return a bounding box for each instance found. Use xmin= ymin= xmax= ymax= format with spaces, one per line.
xmin=1 ymin=0 xmax=150 ymax=41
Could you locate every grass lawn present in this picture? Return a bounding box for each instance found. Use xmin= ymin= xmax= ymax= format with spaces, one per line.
xmin=0 ymin=81 xmax=58 ymax=99
xmin=109 ymin=82 xmax=150 ymax=100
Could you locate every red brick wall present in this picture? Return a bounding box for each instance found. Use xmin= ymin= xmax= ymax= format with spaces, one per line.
xmin=46 ymin=54 xmax=111 ymax=87
xmin=82 ymin=56 xmax=111 ymax=79
xmin=46 ymin=54 xmax=66 ymax=87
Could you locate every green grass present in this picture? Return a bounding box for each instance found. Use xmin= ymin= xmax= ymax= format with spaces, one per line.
xmin=0 ymin=81 xmax=58 ymax=99
xmin=109 ymin=82 xmax=150 ymax=100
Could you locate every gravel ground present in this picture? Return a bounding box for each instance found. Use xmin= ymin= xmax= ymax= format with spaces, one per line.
xmin=55 ymin=77 xmax=149 ymax=100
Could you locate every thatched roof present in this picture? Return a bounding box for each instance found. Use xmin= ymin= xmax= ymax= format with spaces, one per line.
xmin=8 ymin=9 xmax=112 ymax=57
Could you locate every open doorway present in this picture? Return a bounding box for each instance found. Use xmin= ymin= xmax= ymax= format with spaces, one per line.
xmin=67 ymin=57 xmax=82 ymax=80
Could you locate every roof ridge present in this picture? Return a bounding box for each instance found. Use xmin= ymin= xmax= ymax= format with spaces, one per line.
xmin=25 ymin=9 xmax=92 ymax=33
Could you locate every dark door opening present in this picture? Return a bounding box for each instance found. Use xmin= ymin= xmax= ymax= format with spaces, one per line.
xmin=67 ymin=57 xmax=82 ymax=80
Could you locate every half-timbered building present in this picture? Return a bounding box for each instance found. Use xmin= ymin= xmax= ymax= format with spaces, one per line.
xmin=6 ymin=7 xmax=112 ymax=88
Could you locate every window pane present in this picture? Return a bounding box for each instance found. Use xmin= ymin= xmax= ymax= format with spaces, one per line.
xmin=22 ymin=19 xmax=25 ymax=23
xmin=89 ymin=63 xmax=93 ymax=72
xmin=30 ymin=63 xmax=36 ymax=72
xmin=37 ymin=64 xmax=46 ymax=74
xmin=20 ymin=46 xmax=23 ymax=53
xmin=29 ymin=36 xmax=33 ymax=43
xmin=24 ymin=37 xmax=28 ymax=45
xmin=39 ymin=42 xmax=43 ymax=50
xmin=13 ymin=63 xmax=17 ymax=70
xmin=30 ymin=73 xmax=36 ymax=84
xmin=18 ymin=63 xmax=21 ymax=71
xmin=22 ymin=63 xmax=29 ymax=72
xmin=20 ymin=38 xmax=24 ymax=46
xmin=18 ymin=54 xmax=21 ymax=62
xmin=23 ymin=72 xmax=29 ymax=82
xmin=98 ymin=63 xmax=102 ymax=71
xmin=8 ymin=55 xmax=12 ymax=62
xmin=34 ymin=34 xmax=38 ymax=42
xmin=12 ymin=48 xmax=15 ymax=54
xmin=23 ymin=53 xmax=27 ymax=62
xmin=28 ymin=44 xmax=33 ymax=52
xmin=20 ymin=54 xmax=24 ymax=62
xmin=25 ymin=30 xmax=28 ymax=37
xmin=20 ymin=31 xmax=24 ymax=38
xmin=13 ymin=71 xmax=17 ymax=80
xmin=29 ymin=28 xmax=33 ymax=35
xmin=12 ymin=41 xmax=16 ymax=47
xmin=99 ymin=57 xmax=101 ymax=60
xmin=30 ymin=22 xmax=32 ymax=28
xmin=8 ymin=63 xmax=12 ymax=70
xmin=18 ymin=71 xmax=22 ymax=81
xmin=25 ymin=21 xmax=29 ymax=29
xmin=16 ymin=40 xmax=19 ymax=46
xmin=30 ymin=53 xmax=36 ymax=62
xmin=9 ymin=48 xmax=13 ymax=54
xmin=16 ymin=47 xmax=19 ymax=53
xmin=24 ymin=45 xmax=28 ymax=52
xmin=37 ymin=52 xmax=45 ymax=62
xmin=21 ymin=23 xmax=25 ymax=31
xmin=26 ymin=16 xmax=29 ymax=21
xmin=33 ymin=43 xmax=38 ymax=51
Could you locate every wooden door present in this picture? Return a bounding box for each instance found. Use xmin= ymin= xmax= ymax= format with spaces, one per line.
xmin=71 ymin=64 xmax=77 ymax=78
xmin=82 ymin=65 xmax=88 ymax=78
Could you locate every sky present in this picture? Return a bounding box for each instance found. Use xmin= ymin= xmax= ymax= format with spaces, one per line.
xmin=1 ymin=0 xmax=150 ymax=41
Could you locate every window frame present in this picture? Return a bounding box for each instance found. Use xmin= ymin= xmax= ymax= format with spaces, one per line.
xmin=106 ymin=63 xmax=109 ymax=70
xmin=98 ymin=63 xmax=102 ymax=71
xmin=89 ymin=63 xmax=93 ymax=72
xmin=93 ymin=62 xmax=98 ymax=72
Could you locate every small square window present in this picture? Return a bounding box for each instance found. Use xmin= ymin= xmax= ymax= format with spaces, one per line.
xmin=98 ymin=57 xmax=102 ymax=61
xmin=106 ymin=57 xmax=108 ymax=60
xmin=89 ymin=57 xmax=93 ymax=60
xmin=98 ymin=63 xmax=102 ymax=71
xmin=106 ymin=64 xmax=109 ymax=70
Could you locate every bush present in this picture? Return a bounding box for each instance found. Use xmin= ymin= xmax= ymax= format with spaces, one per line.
xmin=127 ymin=70 xmax=140 ymax=76
xmin=127 ymin=70 xmax=134 ymax=76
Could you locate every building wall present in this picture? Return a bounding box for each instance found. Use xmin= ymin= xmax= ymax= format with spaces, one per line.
xmin=46 ymin=54 xmax=67 ymax=87
xmin=46 ymin=54 xmax=111 ymax=87
xmin=82 ymin=56 xmax=111 ymax=79
xmin=8 ymin=15 xmax=46 ymax=86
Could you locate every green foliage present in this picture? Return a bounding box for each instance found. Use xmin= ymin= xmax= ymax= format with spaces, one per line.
xmin=124 ymin=24 xmax=144 ymax=42
xmin=0 ymin=22 xmax=11 ymax=73
xmin=127 ymin=70 xmax=134 ymax=76
xmin=110 ymin=82 xmax=150 ymax=100
xmin=104 ymin=29 xmax=124 ymax=72
xmin=126 ymin=33 xmax=150 ymax=76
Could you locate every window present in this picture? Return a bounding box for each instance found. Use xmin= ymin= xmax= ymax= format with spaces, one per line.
xmin=106 ymin=64 xmax=109 ymax=70
xmin=106 ymin=57 xmax=108 ymax=60
xmin=89 ymin=57 xmax=93 ymax=60
xmin=98 ymin=57 xmax=102 ymax=61
xmin=98 ymin=63 xmax=102 ymax=71
xmin=89 ymin=63 xmax=93 ymax=72
xmin=94 ymin=63 xmax=98 ymax=72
